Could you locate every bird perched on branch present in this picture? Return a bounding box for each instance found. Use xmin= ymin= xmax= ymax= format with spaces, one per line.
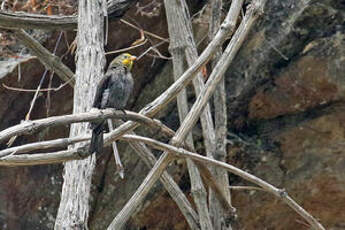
xmin=89 ymin=53 xmax=136 ymax=154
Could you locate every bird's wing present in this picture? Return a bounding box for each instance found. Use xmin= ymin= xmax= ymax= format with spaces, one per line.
xmin=92 ymin=72 xmax=111 ymax=109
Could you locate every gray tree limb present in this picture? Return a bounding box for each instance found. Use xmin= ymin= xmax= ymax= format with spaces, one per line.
xmin=0 ymin=110 xmax=174 ymax=145
xmin=54 ymin=0 xmax=107 ymax=228
xmin=0 ymin=0 xmax=137 ymax=30
xmin=164 ymin=0 xmax=213 ymax=229
xmin=209 ymin=0 xmax=234 ymax=228
xmin=129 ymin=141 xmax=200 ymax=230
xmin=13 ymin=29 xmax=75 ymax=86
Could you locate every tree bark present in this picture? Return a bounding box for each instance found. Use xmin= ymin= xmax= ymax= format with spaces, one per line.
xmin=54 ymin=0 xmax=106 ymax=229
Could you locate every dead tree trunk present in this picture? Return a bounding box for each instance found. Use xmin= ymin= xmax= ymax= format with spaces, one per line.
xmin=54 ymin=0 xmax=106 ymax=229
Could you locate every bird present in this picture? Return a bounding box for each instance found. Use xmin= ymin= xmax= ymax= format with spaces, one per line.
xmin=89 ymin=53 xmax=136 ymax=154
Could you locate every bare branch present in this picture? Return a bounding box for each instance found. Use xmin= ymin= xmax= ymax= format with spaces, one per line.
xmin=164 ymin=0 xmax=213 ymax=228
xmin=2 ymin=77 xmax=74 ymax=92
xmin=209 ymin=0 xmax=233 ymax=228
xmin=107 ymin=150 xmax=176 ymax=230
xmin=0 ymin=109 xmax=174 ymax=145
xmin=0 ymin=11 xmax=76 ymax=30
xmin=115 ymin=118 xmax=201 ymax=228
xmin=120 ymin=19 xmax=169 ymax=43
xmin=13 ymin=29 xmax=75 ymax=86
xmin=105 ymin=39 xmax=148 ymax=55
xmin=0 ymin=148 xmax=83 ymax=166
xmin=0 ymin=0 xmax=138 ymax=30
xmin=229 ymin=186 xmax=266 ymax=192
xmin=0 ymin=136 xmax=88 ymax=158
xmin=172 ymin=0 xmax=265 ymax=145
xmin=119 ymin=134 xmax=325 ymax=230
xmin=107 ymin=119 xmax=124 ymax=178
xmin=54 ymin=0 xmax=107 ymax=228
xmin=129 ymin=140 xmax=200 ymax=230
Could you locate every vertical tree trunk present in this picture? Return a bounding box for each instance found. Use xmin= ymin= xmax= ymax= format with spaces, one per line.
xmin=54 ymin=0 xmax=106 ymax=229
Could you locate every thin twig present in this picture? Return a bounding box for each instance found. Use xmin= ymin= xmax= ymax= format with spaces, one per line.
xmin=105 ymin=39 xmax=148 ymax=55
xmin=120 ymin=18 xmax=169 ymax=43
xmin=229 ymin=185 xmax=266 ymax=192
xmin=2 ymin=78 xmax=73 ymax=92
xmin=137 ymin=40 xmax=166 ymax=60
xmin=107 ymin=119 xmax=124 ymax=178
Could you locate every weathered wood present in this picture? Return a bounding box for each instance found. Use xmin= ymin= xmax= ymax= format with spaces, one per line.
xmin=208 ymin=0 xmax=236 ymax=228
xmin=107 ymin=151 xmax=175 ymax=230
xmin=164 ymin=0 xmax=213 ymax=229
xmin=13 ymin=29 xmax=75 ymax=86
xmin=54 ymin=0 xmax=107 ymax=229
xmin=107 ymin=119 xmax=124 ymax=178
xmin=0 ymin=110 xmax=173 ymax=145
xmin=129 ymin=140 xmax=200 ymax=230
xmin=173 ymin=0 xmax=265 ymax=148
xmin=0 ymin=12 xmax=76 ymax=30
xmin=0 ymin=111 xmax=176 ymax=159
xmin=0 ymin=0 xmax=137 ymax=30
xmin=121 ymin=134 xmax=325 ymax=230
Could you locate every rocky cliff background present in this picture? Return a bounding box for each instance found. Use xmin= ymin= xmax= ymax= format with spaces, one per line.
xmin=0 ymin=0 xmax=344 ymax=229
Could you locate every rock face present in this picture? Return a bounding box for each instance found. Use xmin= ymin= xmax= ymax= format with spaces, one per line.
xmin=0 ymin=0 xmax=344 ymax=229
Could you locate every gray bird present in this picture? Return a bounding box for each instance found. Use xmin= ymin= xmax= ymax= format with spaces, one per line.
xmin=89 ymin=53 xmax=136 ymax=154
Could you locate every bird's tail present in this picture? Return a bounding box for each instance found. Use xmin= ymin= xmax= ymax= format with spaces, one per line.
xmin=89 ymin=122 xmax=104 ymax=154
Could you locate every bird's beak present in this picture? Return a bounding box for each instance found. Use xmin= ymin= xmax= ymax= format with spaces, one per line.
xmin=130 ymin=56 xmax=137 ymax=61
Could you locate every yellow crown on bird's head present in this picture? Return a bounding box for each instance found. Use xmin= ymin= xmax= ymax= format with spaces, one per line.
xmin=109 ymin=53 xmax=137 ymax=70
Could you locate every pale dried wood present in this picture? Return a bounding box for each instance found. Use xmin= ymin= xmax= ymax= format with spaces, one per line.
xmin=173 ymin=0 xmax=264 ymax=145
xmin=123 ymin=134 xmax=323 ymax=230
xmin=129 ymin=141 xmax=200 ymax=230
xmin=0 ymin=0 xmax=137 ymax=30
xmin=0 ymin=110 xmax=173 ymax=145
xmin=208 ymin=0 xmax=235 ymax=228
xmin=54 ymin=0 xmax=107 ymax=228
xmin=0 ymin=111 xmax=177 ymax=160
xmin=164 ymin=0 xmax=212 ymax=229
xmin=107 ymin=151 xmax=176 ymax=230
xmin=0 ymin=12 xmax=76 ymax=30
xmin=107 ymin=119 xmax=124 ymax=178
xmin=120 ymin=134 xmax=325 ymax=230
xmin=0 ymin=136 xmax=88 ymax=158
xmin=13 ymin=29 xmax=75 ymax=86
